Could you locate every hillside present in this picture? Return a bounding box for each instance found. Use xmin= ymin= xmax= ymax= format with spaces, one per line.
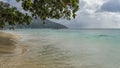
xmin=16 ymin=19 xmax=68 ymax=29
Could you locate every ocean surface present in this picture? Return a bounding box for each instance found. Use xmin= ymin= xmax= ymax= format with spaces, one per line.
xmin=1 ymin=29 xmax=120 ymax=68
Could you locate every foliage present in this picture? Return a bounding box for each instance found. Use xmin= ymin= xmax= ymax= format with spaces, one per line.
xmin=0 ymin=2 xmax=32 ymax=29
xmin=0 ymin=0 xmax=79 ymax=28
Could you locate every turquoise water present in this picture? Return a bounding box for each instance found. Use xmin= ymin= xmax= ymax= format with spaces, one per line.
xmin=2 ymin=29 xmax=120 ymax=68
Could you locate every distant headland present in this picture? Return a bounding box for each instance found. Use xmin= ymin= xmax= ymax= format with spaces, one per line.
xmin=16 ymin=19 xmax=68 ymax=29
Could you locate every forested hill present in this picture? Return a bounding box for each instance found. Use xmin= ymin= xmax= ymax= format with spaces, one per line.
xmin=16 ymin=19 xmax=68 ymax=29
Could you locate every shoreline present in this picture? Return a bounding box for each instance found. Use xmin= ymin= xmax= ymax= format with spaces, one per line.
xmin=0 ymin=31 xmax=20 ymax=45
xmin=0 ymin=31 xmax=25 ymax=54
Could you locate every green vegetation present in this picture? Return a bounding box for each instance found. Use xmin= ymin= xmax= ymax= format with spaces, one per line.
xmin=0 ymin=2 xmax=32 ymax=29
xmin=0 ymin=0 xmax=79 ymax=28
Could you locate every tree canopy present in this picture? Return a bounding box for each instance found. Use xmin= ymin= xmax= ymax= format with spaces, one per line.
xmin=0 ymin=0 xmax=79 ymax=28
xmin=0 ymin=2 xmax=31 ymax=29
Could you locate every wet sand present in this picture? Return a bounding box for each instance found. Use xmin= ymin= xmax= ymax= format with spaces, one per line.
xmin=0 ymin=31 xmax=25 ymax=54
xmin=0 ymin=31 xmax=45 ymax=68
xmin=0 ymin=31 xmax=28 ymax=68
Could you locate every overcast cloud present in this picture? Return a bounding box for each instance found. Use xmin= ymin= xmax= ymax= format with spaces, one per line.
xmin=2 ymin=0 xmax=120 ymax=28
xmin=51 ymin=0 xmax=120 ymax=28
xmin=0 ymin=0 xmax=7 ymax=2
xmin=100 ymin=0 xmax=120 ymax=12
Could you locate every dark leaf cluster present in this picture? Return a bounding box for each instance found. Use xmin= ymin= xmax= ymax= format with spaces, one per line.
xmin=0 ymin=0 xmax=79 ymax=29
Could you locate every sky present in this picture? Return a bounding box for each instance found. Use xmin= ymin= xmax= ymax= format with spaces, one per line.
xmin=1 ymin=0 xmax=120 ymax=28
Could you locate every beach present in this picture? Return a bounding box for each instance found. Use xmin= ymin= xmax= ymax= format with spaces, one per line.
xmin=0 ymin=31 xmax=18 ymax=53
xmin=1 ymin=29 xmax=120 ymax=68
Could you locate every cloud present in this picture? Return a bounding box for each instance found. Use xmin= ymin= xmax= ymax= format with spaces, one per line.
xmin=100 ymin=0 xmax=120 ymax=12
xmin=8 ymin=0 xmax=22 ymax=10
xmin=0 ymin=0 xmax=7 ymax=2
xmin=52 ymin=0 xmax=120 ymax=28
xmin=6 ymin=0 xmax=10 ymax=2
xmin=8 ymin=0 xmax=29 ymax=14
xmin=0 ymin=0 xmax=22 ymax=11
xmin=3 ymin=0 xmax=120 ymax=28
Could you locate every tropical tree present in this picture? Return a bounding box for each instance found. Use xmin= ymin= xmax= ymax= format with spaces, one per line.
xmin=0 ymin=0 xmax=79 ymax=28
xmin=0 ymin=1 xmax=32 ymax=29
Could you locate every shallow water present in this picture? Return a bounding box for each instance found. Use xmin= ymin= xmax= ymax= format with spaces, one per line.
xmin=1 ymin=29 xmax=120 ymax=68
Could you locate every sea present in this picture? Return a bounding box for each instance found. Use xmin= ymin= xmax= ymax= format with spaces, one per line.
xmin=1 ymin=29 xmax=120 ymax=68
